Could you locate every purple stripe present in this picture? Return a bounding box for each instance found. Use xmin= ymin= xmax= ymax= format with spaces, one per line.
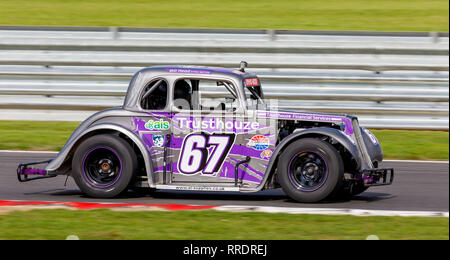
xmin=20 ymin=168 xmax=47 ymax=176
xmin=220 ymin=161 xmax=262 ymax=183
xmin=167 ymin=161 xmax=262 ymax=184
xmin=210 ymin=68 xmax=234 ymax=74
xmin=227 ymin=157 xmax=265 ymax=177
xmin=229 ymin=144 xmax=270 ymax=159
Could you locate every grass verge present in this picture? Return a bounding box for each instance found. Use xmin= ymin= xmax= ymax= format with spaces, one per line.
xmin=0 ymin=0 xmax=448 ymax=31
xmin=371 ymin=129 xmax=449 ymax=160
xmin=0 ymin=121 xmax=448 ymax=160
xmin=0 ymin=209 xmax=448 ymax=240
xmin=0 ymin=121 xmax=79 ymax=152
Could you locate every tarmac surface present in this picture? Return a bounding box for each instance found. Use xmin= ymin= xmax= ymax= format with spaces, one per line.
xmin=1 ymin=151 xmax=448 ymax=212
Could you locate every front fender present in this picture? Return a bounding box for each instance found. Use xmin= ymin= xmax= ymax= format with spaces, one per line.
xmin=255 ymin=127 xmax=360 ymax=191
xmin=360 ymin=127 xmax=383 ymax=164
xmin=46 ymin=123 xmax=155 ymax=187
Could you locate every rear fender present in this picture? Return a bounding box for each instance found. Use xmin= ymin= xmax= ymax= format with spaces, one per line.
xmin=46 ymin=123 xmax=155 ymax=187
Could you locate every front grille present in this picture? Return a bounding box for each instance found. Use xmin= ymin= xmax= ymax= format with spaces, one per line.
xmin=352 ymin=118 xmax=374 ymax=169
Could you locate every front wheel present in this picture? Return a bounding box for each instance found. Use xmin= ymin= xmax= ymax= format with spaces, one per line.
xmin=72 ymin=134 xmax=137 ymax=198
xmin=277 ymin=138 xmax=344 ymax=203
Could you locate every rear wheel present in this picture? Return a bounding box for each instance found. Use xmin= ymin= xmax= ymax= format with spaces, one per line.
xmin=72 ymin=134 xmax=137 ymax=198
xmin=277 ymin=138 xmax=344 ymax=203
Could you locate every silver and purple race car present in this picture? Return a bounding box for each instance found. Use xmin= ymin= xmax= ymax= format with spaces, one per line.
xmin=17 ymin=62 xmax=393 ymax=202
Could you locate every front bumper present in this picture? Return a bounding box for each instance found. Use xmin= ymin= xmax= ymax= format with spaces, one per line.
xmin=361 ymin=168 xmax=394 ymax=187
xmin=17 ymin=159 xmax=57 ymax=182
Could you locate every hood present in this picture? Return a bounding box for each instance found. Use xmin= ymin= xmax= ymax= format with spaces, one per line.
xmin=256 ymin=109 xmax=357 ymax=135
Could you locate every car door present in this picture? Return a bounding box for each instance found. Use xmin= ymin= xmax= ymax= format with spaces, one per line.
xmin=169 ymin=77 xmax=251 ymax=184
xmin=132 ymin=78 xmax=173 ymax=185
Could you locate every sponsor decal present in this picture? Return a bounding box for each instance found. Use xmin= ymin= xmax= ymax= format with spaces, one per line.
xmin=178 ymin=132 xmax=236 ymax=175
xmin=244 ymin=78 xmax=259 ymax=87
xmin=177 ymin=117 xmax=260 ymax=131
xmin=165 ymin=68 xmax=211 ymax=74
xmin=144 ymin=119 xmax=170 ymax=131
xmin=173 ymin=186 xmax=236 ymax=191
xmin=248 ymin=135 xmax=270 ymax=151
xmin=256 ymin=111 xmax=354 ymax=135
xmin=152 ymin=134 xmax=165 ymax=148
xmin=260 ymin=149 xmax=273 ymax=159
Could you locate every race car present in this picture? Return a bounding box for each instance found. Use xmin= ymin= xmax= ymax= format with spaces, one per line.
xmin=17 ymin=62 xmax=393 ymax=202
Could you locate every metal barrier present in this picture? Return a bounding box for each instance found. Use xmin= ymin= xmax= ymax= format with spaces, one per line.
xmin=0 ymin=26 xmax=448 ymax=130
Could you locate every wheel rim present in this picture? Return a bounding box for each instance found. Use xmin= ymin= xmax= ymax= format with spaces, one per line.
xmin=288 ymin=151 xmax=328 ymax=192
xmin=82 ymin=146 xmax=122 ymax=188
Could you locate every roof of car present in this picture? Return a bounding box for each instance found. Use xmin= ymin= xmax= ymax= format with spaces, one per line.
xmin=123 ymin=65 xmax=257 ymax=111
xmin=136 ymin=65 xmax=257 ymax=79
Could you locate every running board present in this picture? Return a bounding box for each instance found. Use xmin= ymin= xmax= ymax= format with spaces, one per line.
xmin=155 ymin=184 xmax=240 ymax=192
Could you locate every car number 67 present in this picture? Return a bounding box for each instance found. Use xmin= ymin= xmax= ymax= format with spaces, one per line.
xmin=178 ymin=132 xmax=236 ymax=175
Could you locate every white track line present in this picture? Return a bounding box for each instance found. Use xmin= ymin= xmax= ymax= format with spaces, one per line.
xmin=214 ymin=205 xmax=449 ymax=217
xmin=0 ymin=199 xmax=448 ymax=217
xmin=0 ymin=150 xmax=58 ymax=154
xmin=384 ymin=159 xmax=449 ymax=164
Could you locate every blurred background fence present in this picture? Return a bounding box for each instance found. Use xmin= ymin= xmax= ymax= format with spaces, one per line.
xmin=0 ymin=26 xmax=448 ymax=130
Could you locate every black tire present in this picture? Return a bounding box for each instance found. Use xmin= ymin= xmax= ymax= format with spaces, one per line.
xmin=72 ymin=134 xmax=137 ymax=198
xmin=277 ymin=138 xmax=344 ymax=203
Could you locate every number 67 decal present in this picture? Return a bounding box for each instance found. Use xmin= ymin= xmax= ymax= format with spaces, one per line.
xmin=178 ymin=132 xmax=236 ymax=175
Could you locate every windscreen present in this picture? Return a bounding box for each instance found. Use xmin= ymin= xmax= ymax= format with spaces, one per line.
xmin=243 ymin=77 xmax=265 ymax=109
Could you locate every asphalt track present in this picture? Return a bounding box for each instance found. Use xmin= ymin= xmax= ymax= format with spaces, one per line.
xmin=1 ymin=151 xmax=448 ymax=212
